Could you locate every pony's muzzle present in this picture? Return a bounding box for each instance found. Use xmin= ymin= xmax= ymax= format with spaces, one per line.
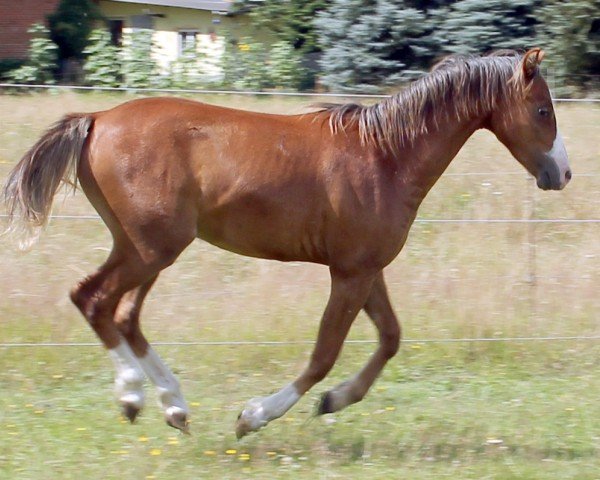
xmin=537 ymin=131 xmax=571 ymax=191
xmin=536 ymin=167 xmax=571 ymax=191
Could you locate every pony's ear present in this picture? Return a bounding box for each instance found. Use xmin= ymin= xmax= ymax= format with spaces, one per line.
xmin=522 ymin=48 xmax=545 ymax=80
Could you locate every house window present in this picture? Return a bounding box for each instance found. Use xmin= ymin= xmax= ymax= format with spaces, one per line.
xmin=131 ymin=14 xmax=154 ymax=30
xmin=179 ymin=31 xmax=197 ymax=56
xmin=108 ymin=19 xmax=124 ymax=46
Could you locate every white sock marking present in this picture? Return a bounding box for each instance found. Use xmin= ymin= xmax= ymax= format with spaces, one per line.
xmin=108 ymin=342 xmax=145 ymax=408
xmin=138 ymin=347 xmax=188 ymax=414
xmin=240 ymin=384 xmax=301 ymax=431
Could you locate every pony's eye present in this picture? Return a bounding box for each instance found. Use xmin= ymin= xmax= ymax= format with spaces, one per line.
xmin=538 ymin=107 xmax=550 ymax=117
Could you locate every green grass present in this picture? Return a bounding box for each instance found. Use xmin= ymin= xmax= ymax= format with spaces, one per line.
xmin=1 ymin=343 xmax=599 ymax=479
xmin=0 ymin=92 xmax=599 ymax=479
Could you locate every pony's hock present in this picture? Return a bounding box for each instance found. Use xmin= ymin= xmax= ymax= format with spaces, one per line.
xmin=2 ymin=49 xmax=570 ymax=436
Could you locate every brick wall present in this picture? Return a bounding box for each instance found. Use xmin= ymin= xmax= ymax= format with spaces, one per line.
xmin=0 ymin=0 xmax=61 ymax=59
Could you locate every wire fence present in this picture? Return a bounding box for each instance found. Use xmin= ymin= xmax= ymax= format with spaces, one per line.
xmin=1 ymin=83 xmax=600 ymax=102
xmin=1 ymin=214 xmax=599 ymax=224
xmin=2 ymin=335 xmax=600 ymax=348
xmin=0 ymin=83 xmax=598 ymax=349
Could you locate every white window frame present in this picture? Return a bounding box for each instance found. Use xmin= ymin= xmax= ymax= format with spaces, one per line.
xmin=178 ymin=30 xmax=198 ymax=57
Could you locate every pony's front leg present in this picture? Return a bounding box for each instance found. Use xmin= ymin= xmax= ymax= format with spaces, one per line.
xmin=236 ymin=271 xmax=376 ymax=438
xmin=317 ymin=271 xmax=400 ymax=414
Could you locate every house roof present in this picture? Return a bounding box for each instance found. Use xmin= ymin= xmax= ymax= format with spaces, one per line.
xmin=108 ymin=0 xmax=236 ymax=13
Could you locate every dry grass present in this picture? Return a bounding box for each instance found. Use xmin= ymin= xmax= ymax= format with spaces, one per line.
xmin=0 ymin=92 xmax=598 ymax=479
xmin=0 ymin=92 xmax=598 ymax=344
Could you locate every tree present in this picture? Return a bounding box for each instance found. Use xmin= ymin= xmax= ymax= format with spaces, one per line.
xmin=233 ymin=0 xmax=331 ymax=90
xmin=47 ymin=0 xmax=102 ymax=61
xmin=238 ymin=0 xmax=331 ymax=52
xmin=83 ymin=29 xmax=122 ymax=87
xmin=537 ymin=0 xmax=600 ymax=95
xmin=8 ymin=24 xmax=58 ymax=85
xmin=221 ymin=38 xmax=270 ymax=90
xmin=315 ymin=0 xmax=441 ymax=92
xmin=267 ymin=41 xmax=305 ymax=89
xmin=220 ymin=37 xmax=305 ymax=90
xmin=431 ymin=0 xmax=540 ymax=55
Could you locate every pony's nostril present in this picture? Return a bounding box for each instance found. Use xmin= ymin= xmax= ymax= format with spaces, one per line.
xmin=565 ymin=170 xmax=572 ymax=181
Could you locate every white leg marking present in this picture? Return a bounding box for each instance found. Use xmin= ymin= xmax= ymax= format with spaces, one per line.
xmin=237 ymin=384 xmax=301 ymax=435
xmin=108 ymin=341 xmax=145 ymax=410
xmin=138 ymin=347 xmax=188 ymax=419
xmin=547 ymin=130 xmax=571 ymax=189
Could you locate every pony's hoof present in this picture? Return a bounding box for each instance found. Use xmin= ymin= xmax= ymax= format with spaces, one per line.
xmin=317 ymin=391 xmax=334 ymax=415
xmin=235 ymin=414 xmax=252 ymax=439
xmin=165 ymin=406 xmax=190 ymax=434
xmin=121 ymin=403 xmax=140 ymax=423
xmin=119 ymin=392 xmax=144 ymax=423
xmin=235 ymin=402 xmax=266 ymax=439
xmin=235 ymin=413 xmax=261 ymax=439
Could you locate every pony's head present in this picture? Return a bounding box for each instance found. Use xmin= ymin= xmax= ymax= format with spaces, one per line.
xmin=489 ymin=48 xmax=571 ymax=190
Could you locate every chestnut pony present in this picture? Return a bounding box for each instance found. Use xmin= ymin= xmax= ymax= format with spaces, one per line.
xmin=2 ymin=49 xmax=570 ymax=437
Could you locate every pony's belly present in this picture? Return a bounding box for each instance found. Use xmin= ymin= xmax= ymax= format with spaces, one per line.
xmin=196 ymin=221 xmax=325 ymax=264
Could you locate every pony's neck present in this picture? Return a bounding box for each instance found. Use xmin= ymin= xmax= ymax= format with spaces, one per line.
xmin=379 ymin=58 xmax=520 ymax=195
xmin=320 ymin=54 xmax=522 ymax=197
xmin=367 ymin=54 xmax=518 ymax=153
xmin=389 ymin=105 xmax=488 ymax=197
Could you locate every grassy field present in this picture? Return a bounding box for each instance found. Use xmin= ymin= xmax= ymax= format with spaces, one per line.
xmin=0 ymin=92 xmax=599 ymax=479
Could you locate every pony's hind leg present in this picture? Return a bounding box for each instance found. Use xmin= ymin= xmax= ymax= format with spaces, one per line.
xmin=71 ymin=239 xmax=193 ymax=427
xmin=70 ymin=252 xmax=154 ymax=422
xmin=115 ymin=277 xmax=190 ymax=433
xmin=114 ymin=276 xmax=158 ymax=357
xmin=317 ymin=271 xmax=400 ymax=414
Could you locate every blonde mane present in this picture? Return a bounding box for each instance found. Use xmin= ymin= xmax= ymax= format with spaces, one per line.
xmin=316 ymin=51 xmax=531 ymax=154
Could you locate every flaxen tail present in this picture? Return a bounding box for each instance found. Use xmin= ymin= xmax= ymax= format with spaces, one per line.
xmin=2 ymin=114 xmax=93 ymax=249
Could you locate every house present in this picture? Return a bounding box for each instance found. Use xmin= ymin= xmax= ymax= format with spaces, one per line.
xmin=2 ymin=0 xmax=268 ymax=72
xmin=0 ymin=0 xmax=61 ymax=60
xmin=98 ymin=1 xmax=270 ymax=76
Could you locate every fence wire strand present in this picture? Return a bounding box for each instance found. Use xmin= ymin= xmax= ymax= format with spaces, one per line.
xmin=1 ymin=84 xmax=598 ymax=350
xmin=1 ymin=83 xmax=599 ymax=103
xmin=1 ymin=214 xmax=598 ymax=224
xmin=2 ymin=335 xmax=600 ymax=348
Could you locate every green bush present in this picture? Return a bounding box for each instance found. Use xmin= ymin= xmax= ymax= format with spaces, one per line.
xmin=221 ymin=37 xmax=269 ymax=90
xmin=221 ymin=37 xmax=305 ymax=91
xmin=7 ymin=24 xmax=58 ymax=84
xmin=83 ymin=29 xmax=121 ymax=87
xmin=121 ymin=29 xmax=161 ymax=88
xmin=267 ymin=41 xmax=305 ymax=90
xmin=0 ymin=59 xmax=26 ymax=81
xmin=537 ymin=0 xmax=600 ymax=96
xmin=168 ymin=45 xmax=202 ymax=89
